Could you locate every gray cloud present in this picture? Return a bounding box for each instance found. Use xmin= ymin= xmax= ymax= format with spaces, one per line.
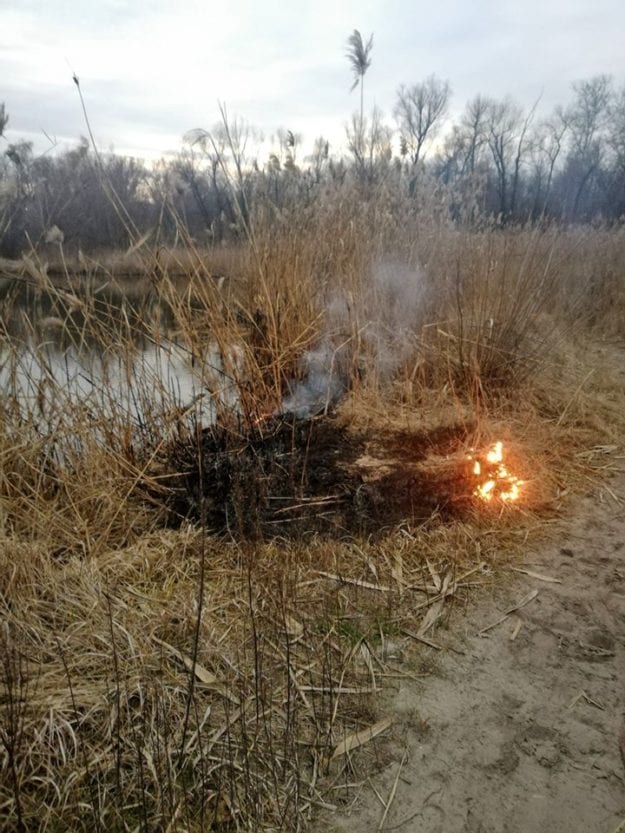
xmin=1 ymin=0 xmax=624 ymax=159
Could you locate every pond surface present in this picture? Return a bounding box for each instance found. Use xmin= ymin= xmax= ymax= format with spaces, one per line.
xmin=0 ymin=341 xmax=221 ymax=422
xmin=0 ymin=278 xmax=238 ymax=429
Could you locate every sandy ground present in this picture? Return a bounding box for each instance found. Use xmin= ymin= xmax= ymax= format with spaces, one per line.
xmin=316 ymin=470 xmax=625 ymax=833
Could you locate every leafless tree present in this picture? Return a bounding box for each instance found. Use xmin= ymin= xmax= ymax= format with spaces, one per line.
xmin=459 ymin=95 xmax=490 ymax=175
xmin=564 ymin=75 xmax=613 ymax=217
xmin=568 ymin=75 xmax=612 ymax=157
xmin=608 ymin=85 xmax=625 ymax=175
xmin=603 ymin=84 xmax=625 ymax=216
xmin=346 ymin=106 xmax=392 ymax=185
xmin=394 ymin=75 xmax=451 ymax=168
xmin=509 ymin=97 xmax=541 ymax=219
xmin=484 ymin=98 xmax=523 ymax=220
xmin=531 ymin=107 xmax=570 ymax=216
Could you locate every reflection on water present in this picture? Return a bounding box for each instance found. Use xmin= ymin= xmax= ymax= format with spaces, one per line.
xmin=0 ymin=278 xmax=239 ymax=431
xmin=0 ymin=341 xmax=226 ymax=427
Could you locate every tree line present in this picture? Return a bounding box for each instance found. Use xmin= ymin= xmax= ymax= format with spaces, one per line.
xmin=1 ymin=40 xmax=624 ymax=257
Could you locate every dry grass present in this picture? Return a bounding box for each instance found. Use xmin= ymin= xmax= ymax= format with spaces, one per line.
xmin=1 ymin=193 xmax=624 ymax=831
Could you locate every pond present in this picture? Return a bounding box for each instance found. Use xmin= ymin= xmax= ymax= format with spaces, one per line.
xmin=0 ymin=277 xmax=240 ymax=431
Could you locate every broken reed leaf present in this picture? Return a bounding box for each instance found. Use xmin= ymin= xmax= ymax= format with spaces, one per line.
xmin=180 ymin=654 xmax=219 ymax=685
xmin=401 ymin=628 xmax=442 ymax=651
xmin=511 ymin=567 xmax=562 ymax=583
xmin=330 ymin=716 xmax=393 ymax=760
xmin=391 ymin=552 xmax=404 ymax=592
xmin=568 ymin=689 xmax=606 ymax=711
xmin=575 ymin=444 xmax=618 ymax=458
xmin=300 ymin=686 xmax=376 ymax=695
xmin=582 ymin=691 xmax=606 ymax=710
xmin=479 ymin=589 xmax=539 ymax=635
xmin=284 ymin=613 xmax=304 ymax=640
xmin=359 ymin=641 xmax=377 ymax=681
xmin=317 ymin=570 xmax=390 ymax=592
xmin=153 ymin=636 xmax=239 ymax=702
xmin=510 ymin=619 xmax=523 ymax=641
xmin=417 ymin=598 xmax=445 ymax=637
xmin=426 ymin=558 xmax=442 ymax=591
xmin=412 ymin=562 xmax=486 ymax=613
xmin=504 ymin=589 xmax=539 ymax=616
xmin=377 ymin=748 xmax=409 ymax=832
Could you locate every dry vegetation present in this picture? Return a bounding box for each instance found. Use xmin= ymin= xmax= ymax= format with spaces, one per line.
xmin=1 ymin=179 xmax=625 ymax=832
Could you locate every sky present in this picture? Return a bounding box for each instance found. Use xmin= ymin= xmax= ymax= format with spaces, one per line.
xmin=1 ymin=0 xmax=625 ymax=162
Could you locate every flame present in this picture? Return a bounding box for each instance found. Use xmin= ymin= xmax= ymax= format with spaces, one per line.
xmin=468 ymin=441 xmax=523 ymax=504
xmin=486 ymin=441 xmax=503 ymax=464
xmin=252 ymin=411 xmax=274 ymax=427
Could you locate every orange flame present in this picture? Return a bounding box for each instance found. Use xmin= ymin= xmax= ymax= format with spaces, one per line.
xmin=468 ymin=441 xmax=523 ymax=503
xmin=252 ymin=411 xmax=274 ymax=427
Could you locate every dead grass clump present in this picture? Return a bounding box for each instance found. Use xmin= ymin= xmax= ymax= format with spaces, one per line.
xmin=0 ymin=406 xmax=160 ymax=555
xmin=1 ymin=512 xmax=538 ymax=832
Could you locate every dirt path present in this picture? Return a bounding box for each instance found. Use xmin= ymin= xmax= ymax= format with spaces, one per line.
xmin=318 ymin=473 xmax=625 ymax=833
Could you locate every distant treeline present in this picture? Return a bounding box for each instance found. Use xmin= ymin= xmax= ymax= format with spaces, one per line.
xmin=1 ymin=73 xmax=624 ymax=257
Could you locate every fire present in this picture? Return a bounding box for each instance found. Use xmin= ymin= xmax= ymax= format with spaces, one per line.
xmin=468 ymin=441 xmax=523 ymax=504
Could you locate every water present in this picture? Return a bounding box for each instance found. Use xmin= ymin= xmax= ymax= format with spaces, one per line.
xmin=0 ymin=340 xmax=220 ymax=423
xmin=0 ymin=278 xmax=240 ymax=434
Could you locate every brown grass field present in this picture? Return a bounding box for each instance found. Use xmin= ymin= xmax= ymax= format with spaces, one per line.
xmin=1 ymin=183 xmax=625 ymax=831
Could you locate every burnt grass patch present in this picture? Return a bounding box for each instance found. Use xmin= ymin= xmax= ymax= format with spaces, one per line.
xmin=155 ymin=414 xmax=476 ymax=539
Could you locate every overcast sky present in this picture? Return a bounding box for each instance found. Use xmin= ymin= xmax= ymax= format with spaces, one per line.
xmin=2 ymin=0 xmax=624 ymax=161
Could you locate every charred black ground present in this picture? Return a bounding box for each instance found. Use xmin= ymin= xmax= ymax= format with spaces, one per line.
xmin=158 ymin=414 xmax=475 ymax=539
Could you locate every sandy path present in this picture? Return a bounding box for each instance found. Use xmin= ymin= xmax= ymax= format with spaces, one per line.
xmin=318 ymin=474 xmax=625 ymax=833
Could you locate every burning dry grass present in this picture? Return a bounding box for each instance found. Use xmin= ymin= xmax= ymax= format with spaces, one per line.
xmin=1 ymin=211 xmax=625 ymax=831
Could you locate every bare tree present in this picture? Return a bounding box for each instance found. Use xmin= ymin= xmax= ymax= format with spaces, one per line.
xmin=568 ymin=75 xmax=612 ymax=158
xmin=485 ymin=98 xmax=523 ymax=221
xmin=605 ymin=84 xmax=625 ymax=216
xmin=608 ymin=85 xmax=625 ymax=175
xmin=433 ymin=94 xmax=489 ymax=186
xmin=508 ymin=97 xmax=540 ymax=219
xmin=433 ymin=125 xmax=466 ymax=183
xmin=531 ymin=107 xmax=569 ymax=216
xmin=346 ymin=106 xmax=392 ymax=185
xmin=564 ymin=75 xmax=613 ymax=217
xmin=394 ymin=75 xmax=451 ymax=167
xmin=460 ymin=94 xmax=490 ymax=175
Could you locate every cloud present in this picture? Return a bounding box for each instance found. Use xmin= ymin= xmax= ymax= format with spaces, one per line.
xmin=1 ymin=0 xmax=624 ymax=159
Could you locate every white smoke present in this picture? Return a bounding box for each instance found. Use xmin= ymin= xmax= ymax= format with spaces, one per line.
xmin=279 ymin=343 xmax=350 ymax=418
xmin=364 ymin=259 xmax=426 ymax=379
xmin=279 ymin=260 xmax=426 ymax=418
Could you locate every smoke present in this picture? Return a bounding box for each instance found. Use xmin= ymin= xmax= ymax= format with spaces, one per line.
xmin=364 ymin=259 xmax=426 ymax=379
xmin=279 ymin=260 xmax=427 ymax=419
xmin=279 ymin=342 xmax=350 ymax=418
